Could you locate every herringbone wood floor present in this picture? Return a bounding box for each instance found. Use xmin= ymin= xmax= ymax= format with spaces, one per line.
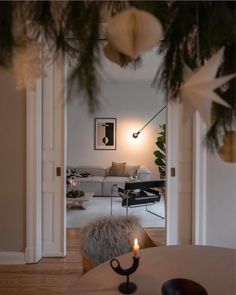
xmin=0 ymin=228 xmax=165 ymax=295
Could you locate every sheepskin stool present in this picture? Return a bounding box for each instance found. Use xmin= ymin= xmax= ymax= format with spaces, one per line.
xmin=80 ymin=215 xmax=156 ymax=273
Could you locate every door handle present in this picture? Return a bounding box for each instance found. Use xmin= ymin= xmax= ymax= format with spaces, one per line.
xmin=56 ymin=167 xmax=61 ymax=176
xmin=171 ymin=167 xmax=176 ymax=177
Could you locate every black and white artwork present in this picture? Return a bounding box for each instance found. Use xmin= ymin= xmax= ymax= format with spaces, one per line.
xmin=94 ymin=118 xmax=116 ymax=150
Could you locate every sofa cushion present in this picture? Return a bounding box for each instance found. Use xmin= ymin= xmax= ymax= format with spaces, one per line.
xmin=137 ymin=166 xmax=151 ymax=181
xmin=103 ymin=176 xmax=129 ymax=196
xmin=79 ymin=176 xmax=104 ymax=183
xmin=79 ymin=176 xmax=104 ymax=196
xmin=74 ymin=166 xmax=106 ymax=177
xmin=108 ymin=162 xmax=126 ymax=176
xmin=103 ymin=176 xmax=129 ymax=183
xmin=123 ymin=164 xmax=140 ymax=177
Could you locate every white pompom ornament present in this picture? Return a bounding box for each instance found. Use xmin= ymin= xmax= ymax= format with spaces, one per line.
xmin=106 ymin=8 xmax=163 ymax=59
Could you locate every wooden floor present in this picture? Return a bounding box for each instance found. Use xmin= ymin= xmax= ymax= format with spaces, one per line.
xmin=0 ymin=228 xmax=165 ymax=295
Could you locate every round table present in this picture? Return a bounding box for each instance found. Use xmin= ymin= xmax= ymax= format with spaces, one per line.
xmin=68 ymin=245 xmax=236 ymax=295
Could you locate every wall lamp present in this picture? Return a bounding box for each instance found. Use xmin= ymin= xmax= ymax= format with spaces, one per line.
xmin=132 ymin=105 xmax=166 ymax=138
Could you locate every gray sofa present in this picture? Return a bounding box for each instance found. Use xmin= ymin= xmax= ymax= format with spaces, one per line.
xmin=67 ymin=165 xmax=151 ymax=196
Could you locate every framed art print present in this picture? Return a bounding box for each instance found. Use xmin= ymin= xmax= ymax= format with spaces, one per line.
xmin=94 ymin=118 xmax=116 ymax=150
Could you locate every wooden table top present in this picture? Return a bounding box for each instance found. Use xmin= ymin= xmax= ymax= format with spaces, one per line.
xmin=68 ymin=245 xmax=236 ymax=295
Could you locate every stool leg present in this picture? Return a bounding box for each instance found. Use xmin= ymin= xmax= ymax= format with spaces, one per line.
xmin=125 ymin=192 xmax=129 ymax=216
xmin=111 ymin=184 xmax=118 ymax=216
xmin=111 ymin=194 xmax=113 ymax=216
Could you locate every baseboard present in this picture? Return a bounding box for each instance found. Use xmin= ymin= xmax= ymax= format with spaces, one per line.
xmin=42 ymin=251 xmax=65 ymax=257
xmin=25 ymin=246 xmax=42 ymax=263
xmin=0 ymin=251 xmax=25 ymax=264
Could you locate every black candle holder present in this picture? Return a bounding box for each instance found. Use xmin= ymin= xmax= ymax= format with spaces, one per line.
xmin=110 ymin=256 xmax=140 ymax=294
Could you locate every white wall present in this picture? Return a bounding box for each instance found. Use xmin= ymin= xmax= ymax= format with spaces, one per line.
xmin=67 ymin=80 xmax=165 ymax=179
xmin=206 ymin=153 xmax=236 ymax=249
xmin=0 ymin=70 xmax=26 ymax=251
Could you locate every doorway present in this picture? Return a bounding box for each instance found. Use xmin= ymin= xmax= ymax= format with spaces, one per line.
xmin=28 ymin=48 xmax=196 ymax=260
xmin=65 ymin=48 xmax=167 ymax=241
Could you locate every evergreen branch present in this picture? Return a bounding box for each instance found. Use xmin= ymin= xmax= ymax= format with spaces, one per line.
xmin=67 ymin=1 xmax=102 ymax=112
xmin=0 ymin=1 xmax=14 ymax=67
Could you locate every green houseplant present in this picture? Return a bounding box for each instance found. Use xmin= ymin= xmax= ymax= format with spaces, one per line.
xmin=154 ymin=124 xmax=166 ymax=179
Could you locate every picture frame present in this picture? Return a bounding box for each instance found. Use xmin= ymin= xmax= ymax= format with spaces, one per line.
xmin=94 ymin=118 xmax=116 ymax=150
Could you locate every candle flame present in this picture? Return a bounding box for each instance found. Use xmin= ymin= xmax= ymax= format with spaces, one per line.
xmin=134 ymin=238 xmax=138 ymax=246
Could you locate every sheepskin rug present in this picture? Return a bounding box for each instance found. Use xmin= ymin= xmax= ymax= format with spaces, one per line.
xmin=80 ymin=215 xmax=147 ymax=264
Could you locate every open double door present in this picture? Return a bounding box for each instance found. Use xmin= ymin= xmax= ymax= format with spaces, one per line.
xmin=26 ymin=58 xmax=205 ymax=262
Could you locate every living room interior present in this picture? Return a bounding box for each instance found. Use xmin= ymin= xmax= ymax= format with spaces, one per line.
xmin=66 ymin=48 xmax=166 ymax=229
xmin=0 ymin=1 xmax=235 ymax=295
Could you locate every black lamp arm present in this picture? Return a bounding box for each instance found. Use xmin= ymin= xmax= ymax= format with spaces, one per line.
xmin=133 ymin=105 xmax=166 ymax=138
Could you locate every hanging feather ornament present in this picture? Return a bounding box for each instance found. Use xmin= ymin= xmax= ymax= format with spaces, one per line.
xmin=106 ymin=7 xmax=163 ymax=60
xmin=12 ymin=41 xmax=46 ymax=91
xmin=179 ymin=48 xmax=236 ymax=127
xmin=217 ymin=131 xmax=236 ymax=163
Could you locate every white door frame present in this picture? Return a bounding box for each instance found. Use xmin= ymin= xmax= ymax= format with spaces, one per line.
xmin=166 ymin=102 xmax=179 ymax=244
xmin=192 ymin=112 xmax=207 ymax=245
xmin=25 ymin=96 xmax=191 ymax=259
xmin=25 ymin=79 xmax=43 ymax=263
xmin=25 ymin=56 xmax=67 ymax=262
xmin=167 ymin=102 xmax=203 ymax=245
xmin=25 ymin=65 xmax=207 ymax=261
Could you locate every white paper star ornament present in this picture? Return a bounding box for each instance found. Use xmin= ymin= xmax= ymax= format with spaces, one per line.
xmin=180 ymin=48 xmax=236 ymax=126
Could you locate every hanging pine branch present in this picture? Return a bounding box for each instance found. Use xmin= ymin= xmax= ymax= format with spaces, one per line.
xmin=0 ymin=1 xmax=14 ymax=67
xmin=67 ymin=1 xmax=102 ymax=112
xmin=153 ymin=1 xmax=236 ymax=151
xmin=154 ymin=1 xmax=200 ymax=99
xmin=205 ymin=41 xmax=236 ymax=151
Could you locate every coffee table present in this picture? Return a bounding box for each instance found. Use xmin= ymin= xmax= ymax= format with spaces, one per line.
xmin=66 ymin=192 xmax=94 ymax=210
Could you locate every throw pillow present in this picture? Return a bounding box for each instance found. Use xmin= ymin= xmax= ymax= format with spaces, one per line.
xmin=108 ymin=162 xmax=126 ymax=176
xmin=123 ymin=164 xmax=140 ymax=177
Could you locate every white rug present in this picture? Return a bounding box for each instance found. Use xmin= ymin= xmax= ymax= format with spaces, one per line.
xmin=67 ymin=196 xmax=165 ymax=228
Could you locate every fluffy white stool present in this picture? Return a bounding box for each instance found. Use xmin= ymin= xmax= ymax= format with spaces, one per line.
xmin=80 ymin=215 xmax=156 ymax=273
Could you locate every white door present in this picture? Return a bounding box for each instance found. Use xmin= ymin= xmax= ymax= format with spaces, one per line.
xmin=166 ymin=102 xmax=193 ymax=245
xmin=42 ymin=56 xmax=66 ymax=257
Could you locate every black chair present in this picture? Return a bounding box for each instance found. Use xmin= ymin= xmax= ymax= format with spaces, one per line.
xmin=118 ymin=180 xmax=165 ymax=219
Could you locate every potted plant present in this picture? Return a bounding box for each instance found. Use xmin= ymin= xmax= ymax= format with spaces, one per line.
xmin=67 ymin=190 xmax=85 ymax=199
xmin=153 ymin=124 xmax=166 ymax=179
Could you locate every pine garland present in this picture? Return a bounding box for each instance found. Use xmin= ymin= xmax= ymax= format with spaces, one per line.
xmin=0 ymin=1 xmax=14 ymax=67
xmin=205 ymin=41 xmax=236 ymax=150
xmin=0 ymin=1 xmax=235 ymax=151
xmin=154 ymin=1 xmax=236 ymax=150
xmin=67 ymin=1 xmax=102 ymax=112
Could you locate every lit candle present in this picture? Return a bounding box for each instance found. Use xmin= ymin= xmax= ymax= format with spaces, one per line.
xmin=133 ymin=238 xmax=140 ymax=258
xmin=71 ymin=179 xmax=76 ymax=191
